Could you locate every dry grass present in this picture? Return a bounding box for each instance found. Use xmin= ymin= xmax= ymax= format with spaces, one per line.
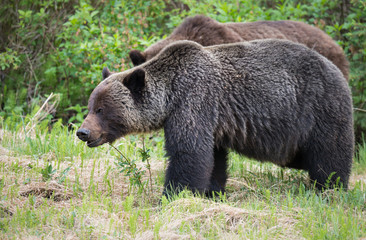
xmin=135 ymin=198 xmax=302 ymax=240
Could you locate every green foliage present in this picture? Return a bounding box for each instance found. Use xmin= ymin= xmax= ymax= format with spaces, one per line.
xmin=0 ymin=48 xmax=20 ymax=71
xmin=115 ymin=150 xmax=145 ymax=190
xmin=112 ymin=138 xmax=153 ymax=195
xmin=0 ymin=0 xmax=170 ymax=118
xmin=345 ymin=1 xmax=366 ymax=132
xmin=66 ymin=104 xmax=88 ymax=127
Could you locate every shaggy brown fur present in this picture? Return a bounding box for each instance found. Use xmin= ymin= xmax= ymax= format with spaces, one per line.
xmin=129 ymin=15 xmax=349 ymax=80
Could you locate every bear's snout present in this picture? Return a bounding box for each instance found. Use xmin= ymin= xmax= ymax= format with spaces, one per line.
xmin=76 ymin=128 xmax=91 ymax=142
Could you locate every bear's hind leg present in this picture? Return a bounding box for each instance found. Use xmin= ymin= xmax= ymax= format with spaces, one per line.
xmin=207 ymin=147 xmax=229 ymax=197
xmin=304 ymin=136 xmax=353 ymax=190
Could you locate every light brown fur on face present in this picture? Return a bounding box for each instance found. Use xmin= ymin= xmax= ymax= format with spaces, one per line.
xmin=77 ymin=68 xmax=171 ymax=147
xmin=78 ymin=80 xmax=120 ymax=147
xmin=79 ymin=113 xmax=105 ymax=147
xmin=129 ymin=15 xmax=349 ymax=80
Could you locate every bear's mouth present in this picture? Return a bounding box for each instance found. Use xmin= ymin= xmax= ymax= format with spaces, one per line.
xmin=87 ymin=137 xmax=104 ymax=148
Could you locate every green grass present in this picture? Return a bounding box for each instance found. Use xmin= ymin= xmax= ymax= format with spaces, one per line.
xmin=0 ymin=116 xmax=365 ymax=239
xmin=354 ymin=139 xmax=366 ymax=174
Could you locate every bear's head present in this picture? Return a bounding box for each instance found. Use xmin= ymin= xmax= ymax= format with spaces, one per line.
xmin=77 ymin=41 xmax=208 ymax=147
xmin=76 ymin=66 xmax=166 ymax=147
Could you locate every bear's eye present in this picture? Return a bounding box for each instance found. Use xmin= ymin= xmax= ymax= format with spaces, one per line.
xmin=96 ymin=108 xmax=103 ymax=115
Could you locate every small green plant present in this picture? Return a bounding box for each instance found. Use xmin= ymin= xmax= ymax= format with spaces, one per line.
xmin=139 ymin=138 xmax=153 ymax=194
xmin=40 ymin=163 xmax=56 ymax=181
xmin=111 ymin=143 xmax=147 ymax=195
xmin=110 ymin=136 xmax=155 ymax=197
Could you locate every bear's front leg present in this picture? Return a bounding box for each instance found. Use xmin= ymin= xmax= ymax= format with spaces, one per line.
xmin=163 ymin=149 xmax=214 ymax=197
xmin=163 ymin=110 xmax=216 ymax=198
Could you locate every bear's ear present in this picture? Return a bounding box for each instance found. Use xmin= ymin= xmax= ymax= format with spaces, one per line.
xmin=102 ymin=67 xmax=112 ymax=80
xmin=129 ymin=50 xmax=146 ymax=66
xmin=123 ymin=69 xmax=146 ymax=93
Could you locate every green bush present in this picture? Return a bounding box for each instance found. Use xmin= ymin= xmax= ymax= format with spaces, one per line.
xmin=0 ymin=0 xmax=78 ymax=118
xmin=0 ymin=0 xmax=170 ymax=120
xmin=53 ymin=0 xmax=170 ymax=113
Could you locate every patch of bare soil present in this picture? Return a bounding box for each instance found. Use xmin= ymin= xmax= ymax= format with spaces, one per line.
xmin=19 ymin=180 xmax=73 ymax=201
xmin=350 ymin=173 xmax=366 ymax=191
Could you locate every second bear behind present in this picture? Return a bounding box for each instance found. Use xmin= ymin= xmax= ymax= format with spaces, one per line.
xmin=129 ymin=15 xmax=349 ymax=80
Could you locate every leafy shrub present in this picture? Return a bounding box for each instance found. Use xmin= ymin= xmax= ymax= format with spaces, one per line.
xmin=52 ymin=0 xmax=170 ymax=113
xmin=0 ymin=0 xmax=78 ymax=118
xmin=0 ymin=0 xmax=170 ymax=121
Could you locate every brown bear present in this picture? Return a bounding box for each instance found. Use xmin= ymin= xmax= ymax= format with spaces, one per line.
xmin=129 ymin=15 xmax=349 ymax=80
xmin=77 ymin=39 xmax=354 ymax=197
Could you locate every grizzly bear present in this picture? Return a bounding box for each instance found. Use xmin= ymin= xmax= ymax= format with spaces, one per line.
xmin=129 ymin=15 xmax=349 ymax=80
xmin=77 ymin=39 xmax=354 ymax=197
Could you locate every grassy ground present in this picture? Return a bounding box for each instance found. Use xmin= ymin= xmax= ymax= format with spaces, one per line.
xmin=0 ymin=117 xmax=365 ymax=239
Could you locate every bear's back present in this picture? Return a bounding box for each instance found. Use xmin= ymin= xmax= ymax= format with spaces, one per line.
xmin=204 ymin=39 xmax=351 ymax=163
xmin=206 ymin=39 xmax=346 ymax=92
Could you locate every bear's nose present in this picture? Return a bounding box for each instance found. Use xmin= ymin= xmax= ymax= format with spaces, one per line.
xmin=76 ymin=128 xmax=90 ymax=141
